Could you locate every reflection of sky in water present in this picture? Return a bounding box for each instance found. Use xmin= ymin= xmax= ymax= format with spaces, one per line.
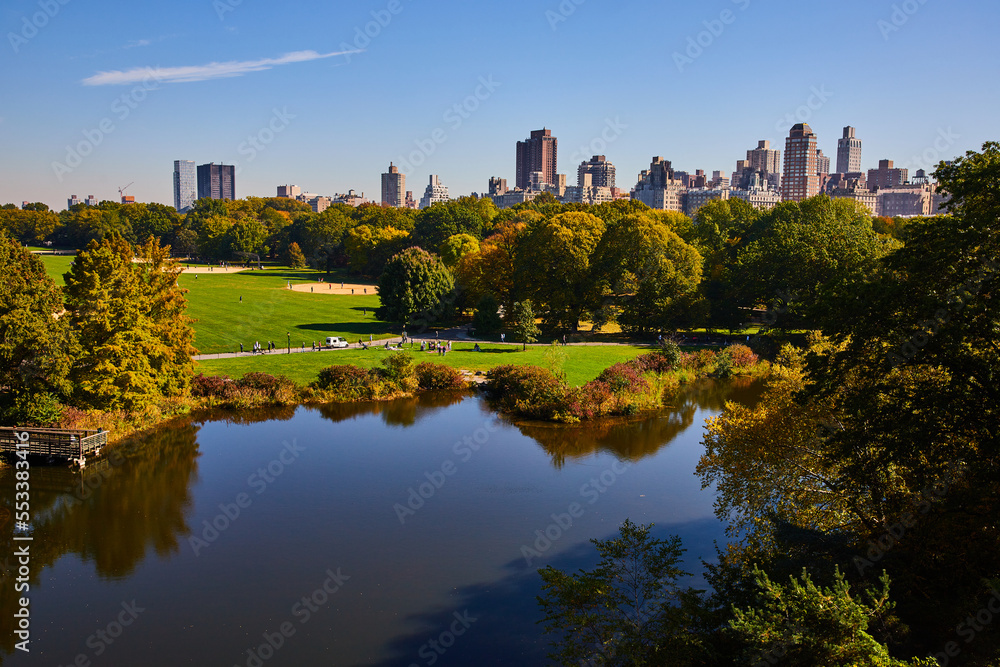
xmin=0 ymin=380 xmax=761 ymax=666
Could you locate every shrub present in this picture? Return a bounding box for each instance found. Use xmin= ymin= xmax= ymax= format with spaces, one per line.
xmin=378 ymin=351 xmax=415 ymax=384
xmin=415 ymin=362 xmax=466 ymax=390
xmin=484 ymin=365 xmax=567 ymax=420
xmin=315 ymin=365 xmax=370 ymax=392
xmin=681 ymin=349 xmax=718 ymax=371
xmin=191 ymin=373 xmax=236 ymax=399
xmin=725 ymin=343 xmax=759 ymax=368
xmin=594 ymin=363 xmax=650 ymax=396
xmin=713 ymin=351 xmax=734 ymax=378
xmin=633 ymin=350 xmax=678 ymax=375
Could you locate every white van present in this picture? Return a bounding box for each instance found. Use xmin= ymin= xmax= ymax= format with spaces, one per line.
xmin=325 ymin=336 xmax=349 ymax=348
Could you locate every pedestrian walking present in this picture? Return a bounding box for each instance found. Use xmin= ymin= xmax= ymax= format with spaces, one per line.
xmin=501 ymin=333 xmax=505 ymax=343
xmin=239 ymin=295 xmax=242 ymax=303
xmin=563 ymin=334 xmax=566 ymax=346
xmin=352 ymin=288 xmax=354 ymax=294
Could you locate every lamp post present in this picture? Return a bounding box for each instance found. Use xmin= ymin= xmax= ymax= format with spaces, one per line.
xmin=286 ymin=332 xmax=290 ymax=354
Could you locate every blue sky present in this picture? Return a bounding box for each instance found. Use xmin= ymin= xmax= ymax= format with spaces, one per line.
xmin=1 ymin=0 xmax=997 ymax=210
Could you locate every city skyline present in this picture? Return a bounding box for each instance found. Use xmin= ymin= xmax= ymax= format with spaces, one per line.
xmin=1 ymin=0 xmax=997 ymax=210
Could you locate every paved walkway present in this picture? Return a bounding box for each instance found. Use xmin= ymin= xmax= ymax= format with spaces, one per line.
xmin=191 ymin=325 xmax=666 ymax=362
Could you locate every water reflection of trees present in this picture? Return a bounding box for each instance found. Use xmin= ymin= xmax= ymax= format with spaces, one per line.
xmin=0 ymin=423 xmax=200 ymax=660
xmin=517 ymin=378 xmax=763 ymax=467
xmin=313 ymin=390 xmax=469 ymax=427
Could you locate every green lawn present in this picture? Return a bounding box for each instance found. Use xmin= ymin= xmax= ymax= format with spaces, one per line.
xmin=196 ymin=343 xmax=654 ymax=387
xmin=177 ymin=268 xmax=389 ymax=354
xmin=35 ymin=254 xmax=391 ymax=354
xmin=33 ymin=252 xmax=76 ymax=284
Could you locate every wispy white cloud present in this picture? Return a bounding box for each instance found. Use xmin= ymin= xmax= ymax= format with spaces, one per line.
xmin=82 ymin=49 xmax=361 ymax=86
xmin=123 ymin=39 xmax=152 ymax=49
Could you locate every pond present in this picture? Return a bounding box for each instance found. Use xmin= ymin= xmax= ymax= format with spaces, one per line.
xmin=0 ymin=379 xmax=762 ymax=666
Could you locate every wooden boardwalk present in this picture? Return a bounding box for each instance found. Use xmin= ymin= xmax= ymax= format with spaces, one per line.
xmin=0 ymin=427 xmax=108 ymax=467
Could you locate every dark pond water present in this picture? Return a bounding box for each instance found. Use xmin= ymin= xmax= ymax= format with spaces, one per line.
xmin=0 ymin=379 xmax=762 ymax=666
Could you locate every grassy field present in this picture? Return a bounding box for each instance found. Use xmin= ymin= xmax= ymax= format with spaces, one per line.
xmin=32 ymin=251 xmax=76 ymax=284
xmin=176 ymin=268 xmax=389 ymax=354
xmin=196 ymin=343 xmax=654 ymax=387
xmin=34 ymin=254 xmax=392 ymax=354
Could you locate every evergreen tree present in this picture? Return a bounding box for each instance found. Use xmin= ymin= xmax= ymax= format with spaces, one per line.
xmin=63 ymin=234 xmax=195 ymax=411
xmin=511 ymin=299 xmax=540 ymax=350
xmin=286 ymin=241 xmax=307 ymax=268
xmin=0 ymin=233 xmax=78 ymax=422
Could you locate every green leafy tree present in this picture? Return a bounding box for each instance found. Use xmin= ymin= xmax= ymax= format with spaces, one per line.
xmin=438 ymin=233 xmax=480 ymax=268
xmin=516 ymin=211 xmax=606 ymax=329
xmin=64 ymin=234 xmax=196 ymax=411
xmin=471 ymin=293 xmax=502 ymax=336
xmin=375 ymin=247 xmax=455 ymax=325
xmin=0 ymin=207 xmax=60 ymax=245
xmin=592 ymin=213 xmax=704 ymax=332
xmin=413 ymin=197 xmax=497 ymax=249
xmin=511 ymin=299 xmax=540 ymax=350
xmin=538 ymin=520 xmax=703 ymax=666
xmin=0 ymin=234 xmax=78 ymax=422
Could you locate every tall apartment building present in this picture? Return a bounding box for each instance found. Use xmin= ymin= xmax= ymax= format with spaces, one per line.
xmin=781 ymin=124 xmax=821 ymax=202
xmin=381 ymin=163 xmax=405 ymax=207
xmin=84 ymin=195 xmax=97 ymax=206
xmin=836 ymin=127 xmax=863 ymax=174
xmin=419 ymin=175 xmax=450 ymax=209
xmin=827 ymin=176 xmax=878 ymax=215
xmin=816 ymin=149 xmax=830 ymax=178
xmin=196 ymin=163 xmax=235 ymax=201
xmin=731 ymin=171 xmax=782 ymax=210
xmin=632 ymin=157 xmax=687 ymax=212
xmin=877 ymin=183 xmax=947 ymax=217
xmin=868 ymin=159 xmax=909 ymax=190
xmin=488 ymin=177 xmax=508 ymax=196
xmin=515 ymin=128 xmax=558 ymax=190
xmin=276 ymin=185 xmax=302 ymax=198
xmin=67 ymin=195 xmax=80 ymax=208
xmin=173 ymin=160 xmax=197 ymax=212
xmin=735 ymin=140 xmax=781 ymax=191
xmin=577 ymin=155 xmax=616 ymax=189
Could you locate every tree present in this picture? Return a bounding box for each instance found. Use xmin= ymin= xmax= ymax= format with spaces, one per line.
xmin=511 ymin=299 xmax=540 ymax=350
xmin=63 ymin=235 xmax=196 ymax=411
xmin=455 ymin=216 xmax=533 ymax=316
xmin=537 ymin=520 xmax=702 ymax=666
xmin=344 ymin=224 xmax=411 ymax=275
xmin=0 ymin=207 xmax=60 ymax=245
xmin=591 ymin=213 xmax=704 ymax=332
xmin=515 ymin=211 xmax=606 ymax=330
xmin=728 ymin=567 xmax=934 ymax=667
xmin=0 ymin=233 xmax=78 ymax=422
xmin=285 ymin=242 xmax=307 ymax=268
xmin=375 ymin=247 xmax=455 ymax=325
xmin=438 ymin=233 xmax=480 ymax=268
xmin=413 ymin=197 xmax=497 ymax=250
xmin=471 ymin=294 xmax=502 ymax=336
xmin=731 ymin=195 xmax=896 ymax=330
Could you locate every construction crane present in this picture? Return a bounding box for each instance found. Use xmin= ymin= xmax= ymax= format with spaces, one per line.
xmin=118 ymin=182 xmax=134 ymax=204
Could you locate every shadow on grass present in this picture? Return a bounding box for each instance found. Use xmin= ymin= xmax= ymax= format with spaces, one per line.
xmin=294 ymin=322 xmax=390 ymax=335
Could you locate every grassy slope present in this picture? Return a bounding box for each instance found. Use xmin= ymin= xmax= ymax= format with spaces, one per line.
xmin=176 ymin=268 xmax=389 ymax=354
xmin=34 ymin=253 xmax=76 ymax=284
xmin=196 ymin=343 xmax=653 ymax=387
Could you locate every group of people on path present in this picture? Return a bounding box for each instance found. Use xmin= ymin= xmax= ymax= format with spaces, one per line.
xmin=241 ymin=341 xmax=275 ymax=354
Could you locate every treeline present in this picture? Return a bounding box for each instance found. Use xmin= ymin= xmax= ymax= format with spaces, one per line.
xmin=4 ymin=190 xmax=936 ymax=336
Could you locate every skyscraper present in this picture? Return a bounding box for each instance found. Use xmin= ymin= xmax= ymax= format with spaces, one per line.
xmin=816 ymin=149 xmax=830 ymax=178
xmin=419 ymin=175 xmax=450 ymax=209
xmin=735 ymin=140 xmax=781 ymax=191
xmin=577 ymin=155 xmax=616 ymax=189
xmin=781 ymin=124 xmax=820 ymax=202
xmin=381 ymin=162 xmax=405 ymax=207
xmin=516 ymin=128 xmax=558 ymax=190
xmin=197 ymin=163 xmax=235 ymax=201
xmin=174 ymin=160 xmax=197 ymax=212
xmin=836 ymin=126 xmax=863 ymax=174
